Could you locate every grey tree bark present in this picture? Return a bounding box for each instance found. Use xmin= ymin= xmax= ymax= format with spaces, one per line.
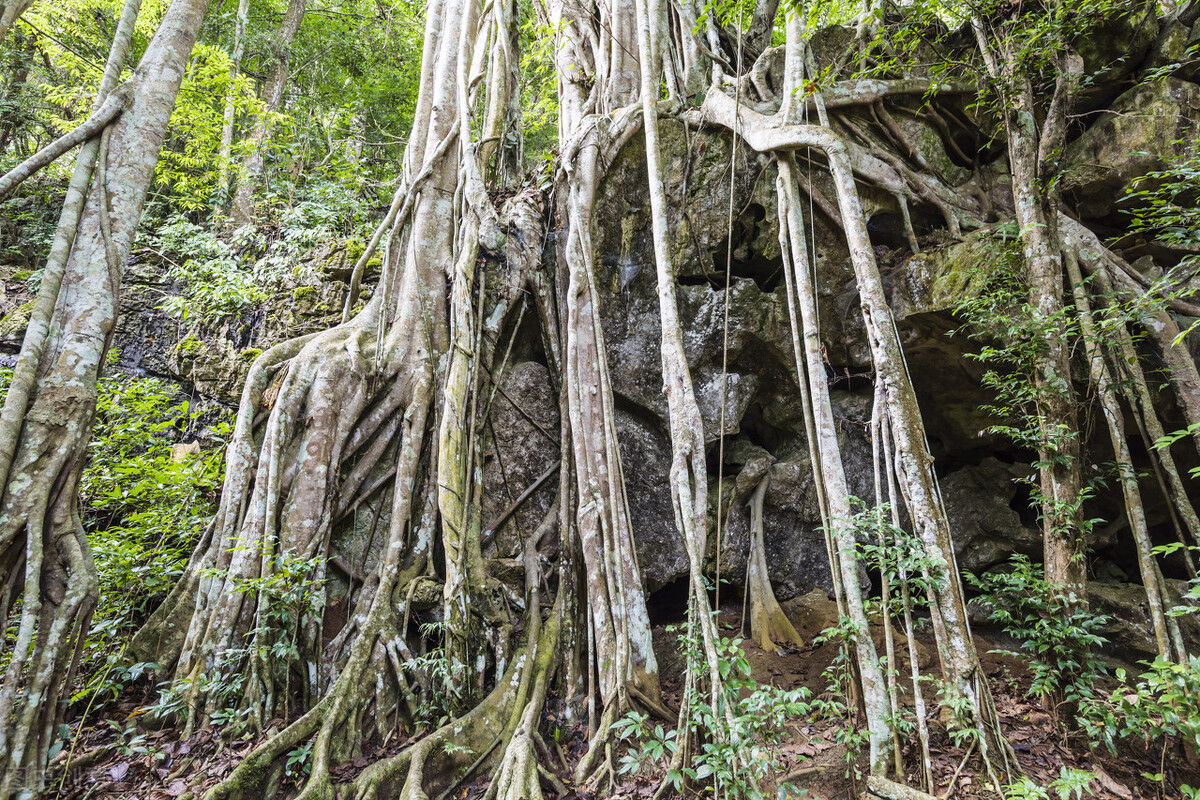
xmin=0 ymin=0 xmax=32 ymax=46
xmin=214 ymin=0 xmax=251 ymax=209
xmin=0 ymin=0 xmax=208 ymax=791
xmin=970 ymin=22 xmax=1087 ymax=600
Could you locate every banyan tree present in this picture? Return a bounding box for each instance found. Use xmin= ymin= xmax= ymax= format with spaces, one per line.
xmin=2 ymin=0 xmax=1200 ymax=795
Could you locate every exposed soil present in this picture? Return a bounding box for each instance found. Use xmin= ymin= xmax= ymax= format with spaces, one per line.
xmin=44 ymin=603 xmax=1200 ymax=800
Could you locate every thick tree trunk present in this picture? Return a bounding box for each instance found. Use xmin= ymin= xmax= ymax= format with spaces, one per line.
xmin=633 ymin=0 xmax=728 ymax=726
xmin=550 ymin=0 xmax=663 ymax=759
xmin=967 ymin=23 xmax=1087 ymax=600
xmin=775 ymin=143 xmax=893 ymax=770
xmin=1004 ymin=80 xmax=1086 ymax=599
xmin=229 ymin=0 xmax=306 ymax=224
xmin=0 ymin=0 xmax=207 ymax=792
xmin=138 ymin=1 xmax=570 ymax=798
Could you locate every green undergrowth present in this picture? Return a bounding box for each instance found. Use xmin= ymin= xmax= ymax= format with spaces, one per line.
xmin=0 ymin=362 xmax=231 ymax=706
xmin=615 ymin=625 xmax=816 ymax=800
xmin=78 ymin=363 xmax=231 ymax=703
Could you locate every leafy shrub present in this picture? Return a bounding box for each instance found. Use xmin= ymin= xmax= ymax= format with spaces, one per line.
xmin=616 ymin=626 xmax=812 ymax=800
xmin=0 ymin=363 xmax=229 ymax=701
xmin=147 ymin=214 xmax=267 ymax=320
xmin=152 ymin=552 xmax=326 ymax=731
xmin=968 ymin=555 xmax=1108 ymax=716
xmin=76 ymin=368 xmax=230 ymax=701
xmin=1082 ymin=656 xmax=1200 ymax=757
xmin=1002 ymin=767 xmax=1096 ymax=800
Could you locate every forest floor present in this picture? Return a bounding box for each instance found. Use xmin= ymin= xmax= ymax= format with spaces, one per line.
xmin=42 ymin=603 xmax=1198 ymax=800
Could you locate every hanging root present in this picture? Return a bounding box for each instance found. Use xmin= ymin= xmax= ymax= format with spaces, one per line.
xmin=351 ymin=598 xmax=561 ymax=800
xmin=744 ymin=466 xmax=805 ymax=652
xmin=162 ymin=306 xmax=429 ymax=734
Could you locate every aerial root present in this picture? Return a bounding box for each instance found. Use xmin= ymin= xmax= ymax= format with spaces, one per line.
xmin=745 ymin=470 xmax=804 ymax=652
xmin=207 ymin=589 xmax=560 ymax=800
xmin=353 ymin=605 xmax=560 ymax=800
xmin=573 ymin=695 xmax=620 ymax=787
xmin=491 ymin=609 xmax=560 ymax=800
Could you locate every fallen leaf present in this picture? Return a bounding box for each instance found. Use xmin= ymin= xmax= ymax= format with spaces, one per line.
xmin=109 ymin=761 xmax=129 ymax=782
xmin=1092 ymin=765 xmax=1132 ymax=799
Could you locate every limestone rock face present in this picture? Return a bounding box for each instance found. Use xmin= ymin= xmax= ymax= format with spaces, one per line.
xmin=1088 ymin=580 xmax=1200 ymax=660
xmin=480 ymin=361 xmax=561 ymax=557
xmin=586 ymin=122 xmax=1046 ymax=602
xmin=1064 ymin=78 xmax=1200 ymax=221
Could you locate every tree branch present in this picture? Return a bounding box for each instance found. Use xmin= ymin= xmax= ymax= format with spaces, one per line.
xmin=0 ymin=85 xmax=127 ymax=199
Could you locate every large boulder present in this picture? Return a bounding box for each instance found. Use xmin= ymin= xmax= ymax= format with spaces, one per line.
xmin=940 ymin=458 xmax=1041 ymax=573
xmin=1089 ymin=579 xmax=1200 ymax=661
xmin=1063 ymin=78 xmax=1200 ymax=221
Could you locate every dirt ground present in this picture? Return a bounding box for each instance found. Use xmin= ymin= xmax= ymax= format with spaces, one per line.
xmin=42 ymin=602 xmax=1200 ymax=800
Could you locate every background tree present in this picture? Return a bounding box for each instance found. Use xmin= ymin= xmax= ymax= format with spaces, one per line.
xmin=0 ymin=0 xmax=210 ymax=791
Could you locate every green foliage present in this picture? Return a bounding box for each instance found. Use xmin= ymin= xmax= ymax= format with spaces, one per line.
xmin=1 ymin=363 xmax=215 ymax=703
xmin=1125 ymin=136 xmax=1200 ymax=252
xmin=109 ymin=719 xmax=169 ymax=763
xmin=232 ymin=552 xmax=326 ymax=660
xmin=953 ymin=247 xmax=1107 ymax=548
xmin=72 ymin=367 xmax=230 ymax=702
xmin=812 ymin=617 xmax=875 ymax=773
xmin=968 ymin=555 xmax=1109 ymax=714
xmin=154 ymin=42 xmax=261 ymax=211
xmin=401 ymin=620 xmax=464 ymax=728
xmin=285 ymin=741 xmax=314 ymax=780
xmin=143 ymin=179 xmax=380 ymax=320
xmin=854 ymin=499 xmax=949 ymax=617
xmin=0 ymin=191 xmax=61 ymax=272
xmin=1152 ymin=424 xmax=1200 ymax=457
xmin=518 ymin=1 xmax=559 ymax=161
xmin=1002 ymin=767 xmax=1097 ymax=800
xmin=148 ymin=214 xmax=268 ymax=319
xmin=956 ymin=246 xmax=1080 ymax=461
xmin=617 ymin=625 xmax=812 ymax=799
xmin=612 ymin=712 xmax=678 ymax=777
xmin=154 ymin=552 xmax=326 ymax=730
xmin=1081 ymin=656 xmax=1200 ymax=757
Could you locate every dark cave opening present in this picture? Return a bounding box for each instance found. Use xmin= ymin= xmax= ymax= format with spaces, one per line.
xmin=825 ymin=364 xmax=874 ymax=392
xmin=705 ymin=203 xmax=785 ymax=292
xmin=647 ymin=576 xmax=692 ymax=626
xmin=1007 ymin=480 xmax=1040 ymax=531
xmin=866 ymin=212 xmax=910 ymax=253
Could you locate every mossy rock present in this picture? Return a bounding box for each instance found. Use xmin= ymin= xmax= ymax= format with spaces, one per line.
xmin=1062 ymin=77 xmax=1200 ymax=219
xmin=238 ymin=347 xmax=263 ymax=363
xmin=1072 ymin=5 xmax=1158 ymax=89
xmin=891 ymin=233 xmax=1011 ymax=320
xmin=0 ymin=299 xmax=35 ymax=340
xmin=173 ymin=335 xmax=204 ymax=358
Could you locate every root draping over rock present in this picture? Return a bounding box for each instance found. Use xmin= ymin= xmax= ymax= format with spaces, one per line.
xmin=27 ymin=0 xmax=1197 ymax=797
